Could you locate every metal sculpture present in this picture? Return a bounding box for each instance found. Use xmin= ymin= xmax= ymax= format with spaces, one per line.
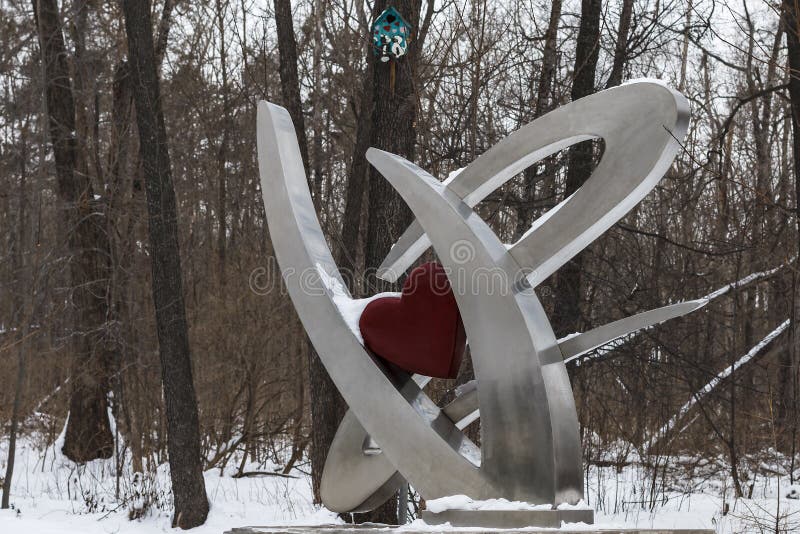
xmin=256 ymin=80 xmax=699 ymax=520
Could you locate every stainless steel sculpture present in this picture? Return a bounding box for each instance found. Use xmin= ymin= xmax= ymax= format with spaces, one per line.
xmin=256 ymin=80 xmax=697 ymax=520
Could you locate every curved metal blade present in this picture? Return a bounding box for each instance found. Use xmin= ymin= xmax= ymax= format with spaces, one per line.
xmin=378 ymin=80 xmax=689 ymax=284
xmin=559 ymin=299 xmax=708 ymax=363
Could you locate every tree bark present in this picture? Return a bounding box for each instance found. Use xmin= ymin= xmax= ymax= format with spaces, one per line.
xmin=311 ymin=0 xmax=325 ymax=209
xmin=363 ymin=0 xmax=422 ymax=295
xmin=330 ymin=0 xmax=423 ymax=522
xmin=274 ymin=0 xmax=317 ymax=211
xmin=553 ymin=0 xmax=602 ymax=338
xmin=32 ymin=0 xmax=114 ymax=463
xmin=121 ymin=0 xmax=209 ymax=528
xmin=781 ymin=0 xmax=800 ymax=453
xmin=307 ymin=337 xmax=347 ymax=503
xmin=605 ymin=0 xmax=633 ymax=89
xmin=356 ymin=1 xmax=423 ymax=523
xmin=337 ymin=60 xmax=375 ymax=292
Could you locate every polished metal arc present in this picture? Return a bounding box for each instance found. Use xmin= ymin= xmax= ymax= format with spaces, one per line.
xmin=367 ymin=148 xmax=583 ymax=505
xmin=257 ymin=102 xmax=496 ymax=505
xmin=324 ymin=300 xmax=710 ymax=511
xmin=323 ymin=375 xmax=487 ymax=510
xmin=347 ymin=80 xmax=688 ymax=509
xmin=559 ymin=299 xmax=708 ymax=362
xmin=257 ymin=79 xmax=693 ymax=518
xmin=378 ymin=81 xmax=689 ymax=285
xmin=322 ymin=378 xmax=480 ymax=513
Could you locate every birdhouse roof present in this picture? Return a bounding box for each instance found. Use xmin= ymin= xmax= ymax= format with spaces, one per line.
xmin=374 ymin=6 xmax=412 ymax=30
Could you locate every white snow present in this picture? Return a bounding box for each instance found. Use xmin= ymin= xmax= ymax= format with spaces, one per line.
xmin=442 ymin=167 xmax=465 ymax=185
xmin=315 ymin=263 xmax=399 ymax=343
xmin=0 ymin=434 xmax=323 ymax=534
xmin=329 ymin=292 xmax=399 ymax=345
xmin=425 ymin=495 xmax=553 ymax=513
xmin=702 ymin=263 xmax=788 ymax=301
xmin=558 ymin=332 xmax=581 ymax=343
xmin=556 ymin=500 xmax=592 ymax=511
xmin=2 ymin=434 xmax=800 ymax=533
xmin=620 ymin=77 xmax=674 ymax=89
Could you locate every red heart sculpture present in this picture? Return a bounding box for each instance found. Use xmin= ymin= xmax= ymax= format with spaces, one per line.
xmin=359 ymin=262 xmax=466 ymax=379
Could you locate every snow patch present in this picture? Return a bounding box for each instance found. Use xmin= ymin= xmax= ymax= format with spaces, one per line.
xmin=443 ymin=167 xmax=465 ymax=185
xmin=425 ymin=495 xmax=552 ymax=513
xmin=316 ymin=263 xmax=399 ymax=344
xmin=621 ymin=77 xmax=673 ymax=89
xmin=557 ymin=332 xmax=581 ymax=343
xmin=556 ymin=500 xmax=592 ymax=510
xmin=2 ymin=433 xmax=798 ymax=533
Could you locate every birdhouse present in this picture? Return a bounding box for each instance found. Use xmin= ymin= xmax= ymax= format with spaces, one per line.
xmin=372 ymin=6 xmax=412 ymax=62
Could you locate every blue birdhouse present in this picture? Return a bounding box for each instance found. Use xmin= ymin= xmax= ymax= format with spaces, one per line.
xmin=372 ymin=6 xmax=411 ymax=62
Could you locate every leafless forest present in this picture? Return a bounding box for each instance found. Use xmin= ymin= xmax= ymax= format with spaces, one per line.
xmin=2 ymin=0 xmax=800 ymax=528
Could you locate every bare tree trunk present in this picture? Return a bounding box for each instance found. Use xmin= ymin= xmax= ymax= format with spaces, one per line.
xmin=32 ymin=0 xmax=114 ymax=463
xmin=356 ymin=0 xmax=424 ymax=523
xmin=154 ymin=0 xmax=175 ymax=68
xmin=553 ymin=0 xmax=602 ymax=338
xmin=605 ymin=0 xmax=633 ymax=89
xmin=337 ymin=60 xmax=375 ymax=291
xmin=274 ymin=0 xmax=317 ymax=211
xmin=306 ymin=331 xmax=346 ymax=503
xmin=2 ymin=331 xmax=28 ymax=510
xmin=678 ymin=0 xmax=692 ymax=92
xmin=363 ymin=0 xmax=422 ymax=295
xmin=121 ymin=0 xmax=209 ymax=527
xmin=781 ymin=0 xmax=800 ymax=455
xmin=311 ymin=0 xmax=325 ymax=208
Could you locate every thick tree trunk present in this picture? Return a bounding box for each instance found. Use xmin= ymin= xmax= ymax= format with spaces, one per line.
xmin=307 ymin=340 xmax=347 ymax=502
xmin=274 ymin=0 xmax=316 ymax=211
xmin=553 ymin=0 xmax=602 ymax=338
xmin=781 ymin=0 xmax=800 ymax=453
xmin=363 ymin=0 xmax=422 ymax=295
xmin=337 ymin=62 xmax=375 ymax=291
xmin=32 ymin=0 xmax=114 ymax=463
xmin=605 ymin=0 xmax=633 ymax=89
xmin=356 ymin=1 xmax=423 ymax=524
xmin=332 ymin=0 xmax=423 ymax=522
xmin=121 ymin=0 xmax=209 ymax=528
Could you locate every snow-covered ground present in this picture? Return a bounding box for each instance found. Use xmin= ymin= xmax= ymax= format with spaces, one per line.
xmin=1 ymin=433 xmax=799 ymax=533
xmin=0 ymin=432 xmax=334 ymax=534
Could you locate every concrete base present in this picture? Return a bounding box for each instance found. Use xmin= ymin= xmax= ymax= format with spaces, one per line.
xmin=225 ymin=525 xmax=714 ymax=534
xmin=421 ymin=508 xmax=594 ymax=528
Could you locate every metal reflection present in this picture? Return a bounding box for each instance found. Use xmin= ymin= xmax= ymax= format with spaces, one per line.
xmin=256 ymin=80 xmax=694 ymax=515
